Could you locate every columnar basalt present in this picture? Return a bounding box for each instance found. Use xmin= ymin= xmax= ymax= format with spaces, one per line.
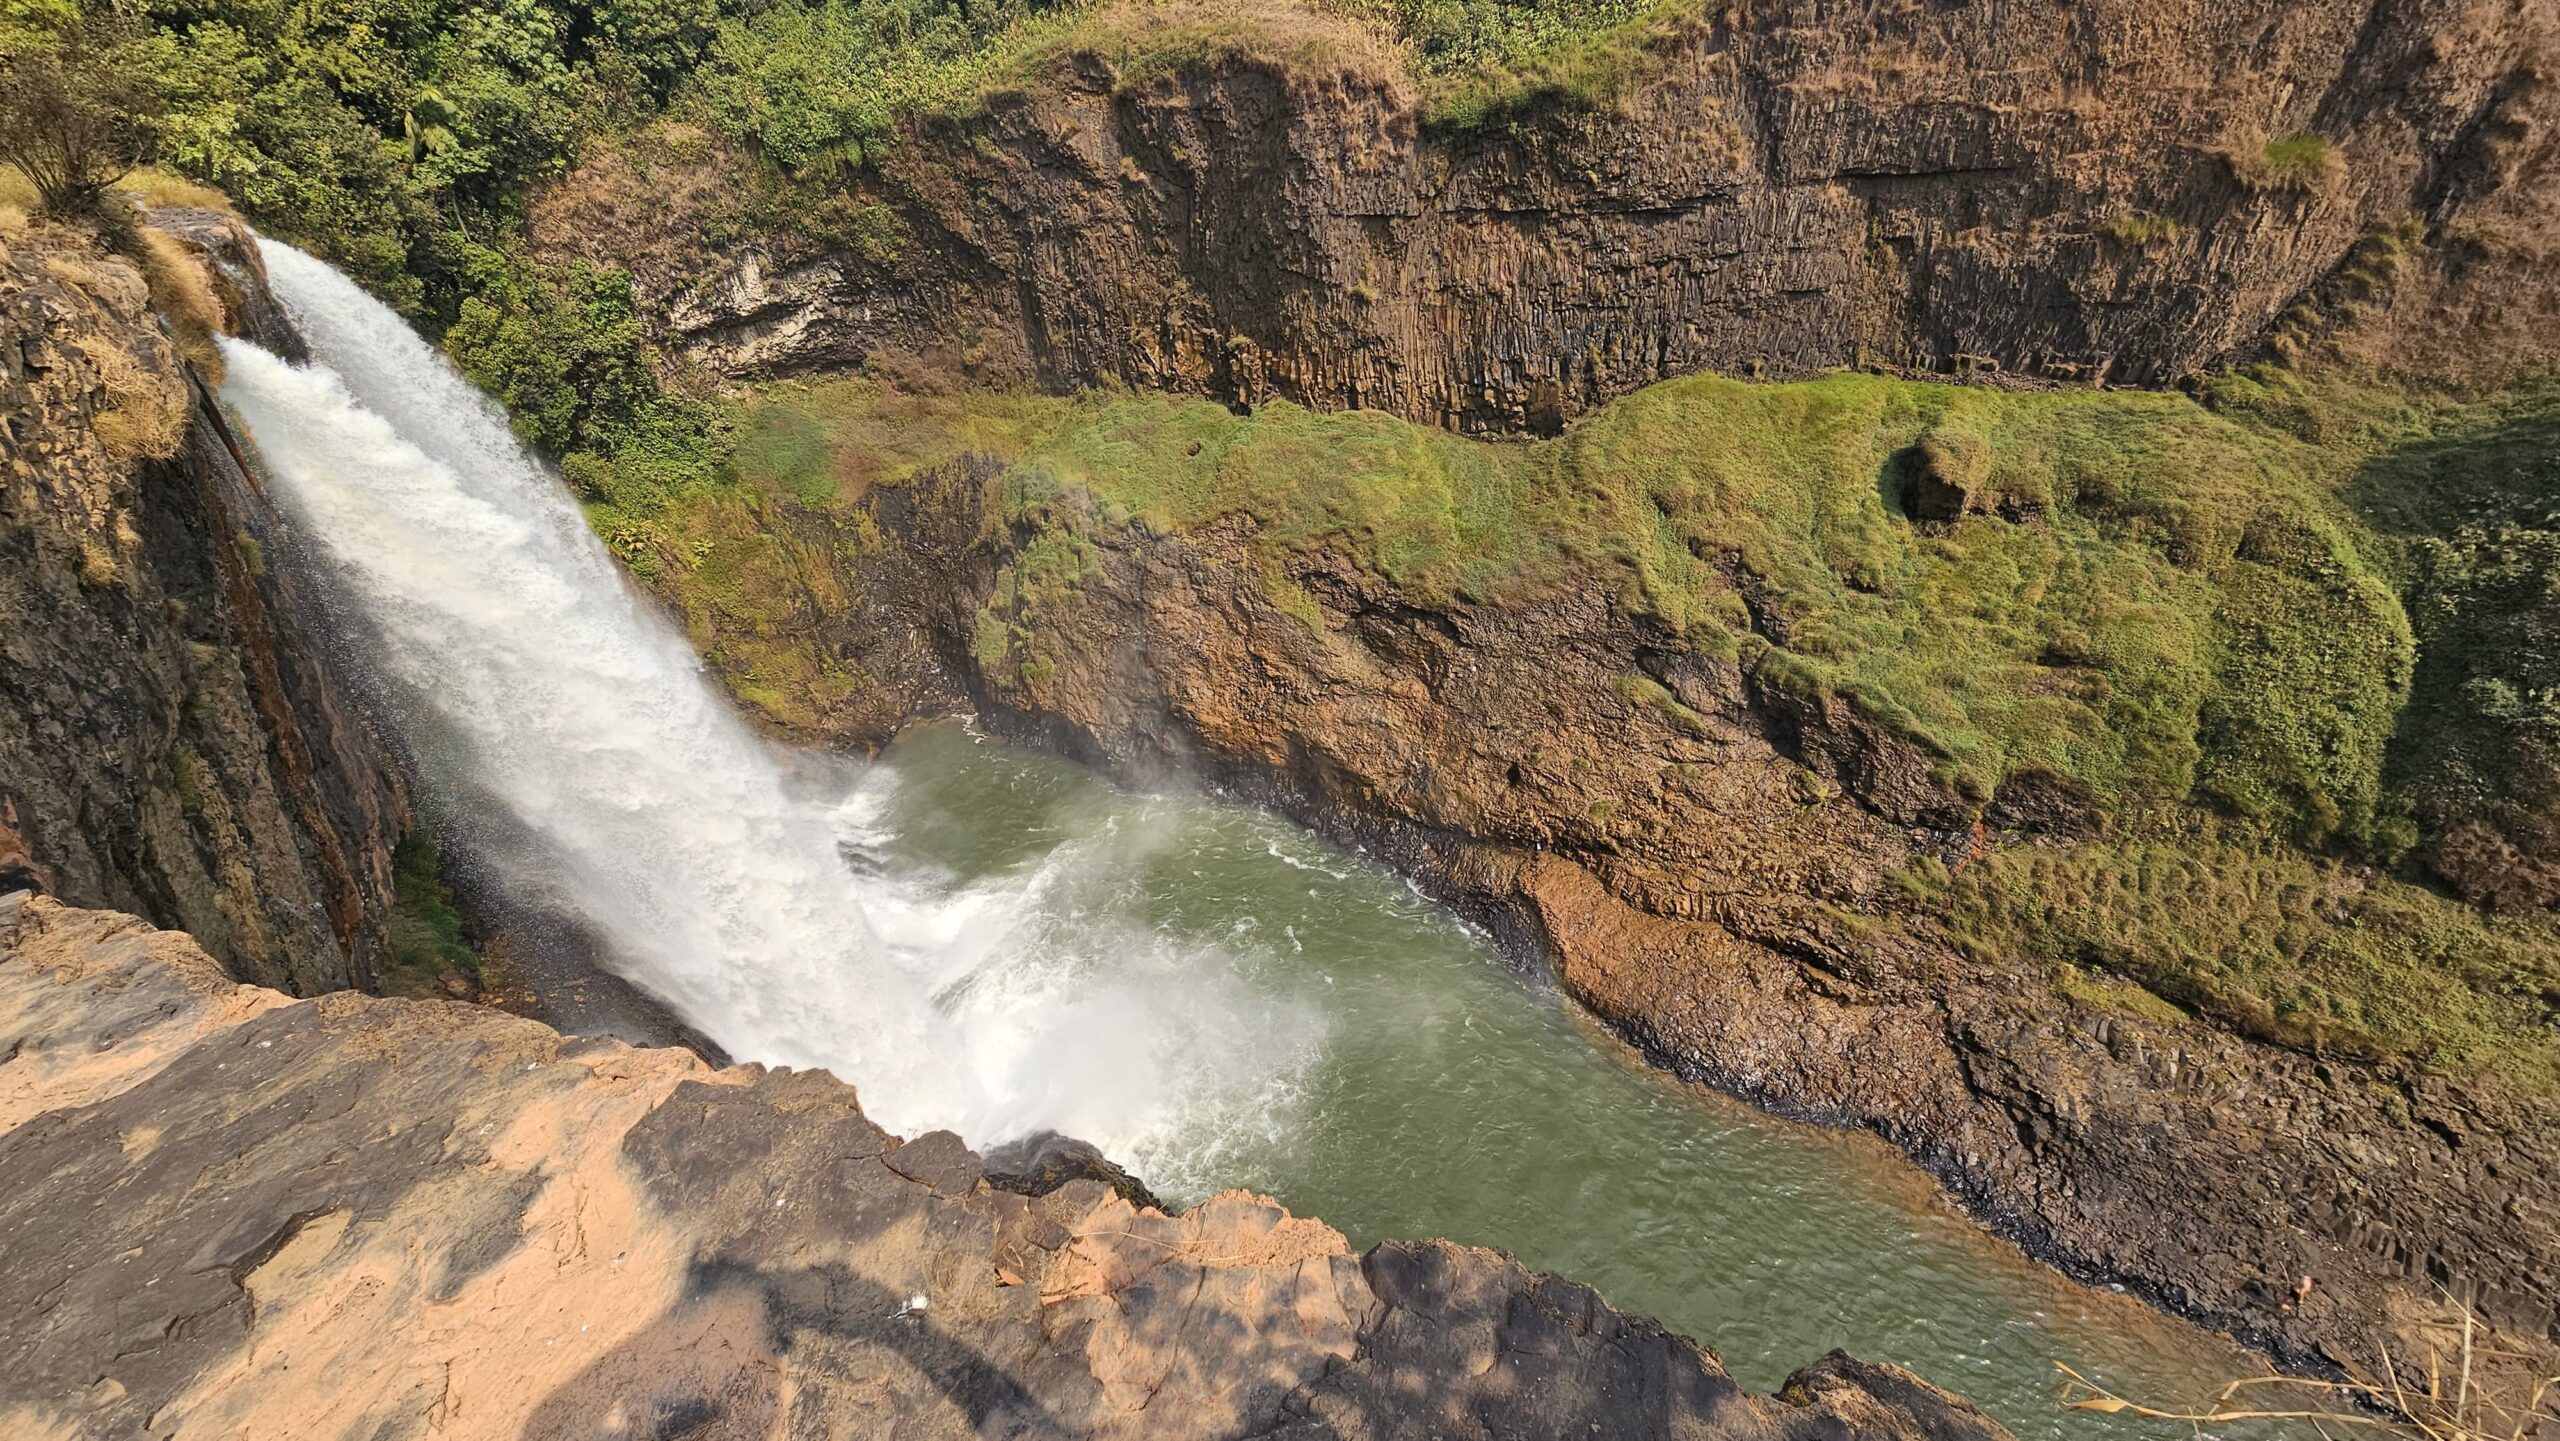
xmin=537 ymin=0 xmax=2560 ymax=429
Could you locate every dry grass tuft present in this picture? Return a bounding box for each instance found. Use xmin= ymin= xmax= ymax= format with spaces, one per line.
xmin=77 ymin=535 xmax=120 ymax=589
xmin=89 ymin=337 xmax=190 ymax=465
xmin=995 ymin=0 xmax=1413 ymax=99
xmin=116 ymin=167 xmax=233 ymax=213
xmin=136 ymin=226 xmax=227 ymax=381
xmin=0 ymin=166 xmax=32 ymax=234
xmin=2230 ymin=129 xmax=2348 ymax=195
xmin=2058 ymin=1300 xmax=2558 ymax=1441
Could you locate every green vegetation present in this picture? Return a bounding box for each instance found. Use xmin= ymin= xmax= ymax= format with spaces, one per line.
xmin=993 ymin=376 xmax=2409 ymax=843
xmin=441 ymin=245 xmax=722 ymax=506
xmin=580 ymin=367 xmax=2557 ymax=1091
xmin=620 ymin=372 xmax=2412 ymax=851
xmin=9 ymin=0 xmax=1699 ymax=324
xmin=1915 ymin=828 xmax=2560 ymax=1090
xmin=2235 ymin=132 xmax=2344 ymax=195
xmin=2345 ymin=381 xmax=2560 ymax=908
xmin=379 ymin=830 xmax=480 ymax=997
xmin=1334 ymin=0 xmax=1700 ymax=128
xmin=2099 ymin=212 xmax=2179 ymax=248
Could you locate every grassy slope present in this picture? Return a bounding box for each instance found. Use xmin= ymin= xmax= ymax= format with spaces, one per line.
xmin=599 ymin=370 xmax=2557 ymax=1092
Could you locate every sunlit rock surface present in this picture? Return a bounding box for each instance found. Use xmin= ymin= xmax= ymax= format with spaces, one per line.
xmin=0 ymin=892 xmax=2014 ymax=1440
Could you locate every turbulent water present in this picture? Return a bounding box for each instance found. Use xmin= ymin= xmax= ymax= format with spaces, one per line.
xmin=839 ymin=722 xmax=2284 ymax=1436
xmin=222 ymin=242 xmax=1322 ymax=1156
xmin=224 ymin=240 xmax=2284 ymax=1438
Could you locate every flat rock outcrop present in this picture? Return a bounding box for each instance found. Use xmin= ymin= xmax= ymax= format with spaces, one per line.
xmin=0 ymin=890 xmax=2016 ymax=1440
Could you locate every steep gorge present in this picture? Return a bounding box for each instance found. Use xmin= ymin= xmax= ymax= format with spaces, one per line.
xmin=675 ymin=442 xmax=2560 ymax=1393
xmin=514 ymin=4 xmax=2560 ymax=1388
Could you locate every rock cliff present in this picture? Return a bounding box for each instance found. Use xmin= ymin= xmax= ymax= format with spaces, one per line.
xmin=780 ymin=454 xmax=2559 ymax=1397
xmin=0 ymin=890 xmax=2017 ymax=1441
xmin=536 ymin=0 xmax=2560 ymax=431
xmin=0 ymin=210 xmax=409 ymax=993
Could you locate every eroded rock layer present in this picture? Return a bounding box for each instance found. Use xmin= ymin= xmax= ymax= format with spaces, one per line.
xmin=0 ymin=891 xmax=2014 ymax=1441
xmin=539 ymin=0 xmax=2560 ymax=429
xmin=0 ymin=214 xmax=407 ymax=993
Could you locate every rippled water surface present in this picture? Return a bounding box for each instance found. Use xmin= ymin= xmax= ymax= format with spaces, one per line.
xmin=862 ymin=723 xmax=2293 ymax=1440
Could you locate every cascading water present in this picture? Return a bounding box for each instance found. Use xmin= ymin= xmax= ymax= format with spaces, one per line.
xmin=212 ymin=240 xmax=2306 ymax=1438
xmin=218 ymin=240 xmax=1321 ymax=1160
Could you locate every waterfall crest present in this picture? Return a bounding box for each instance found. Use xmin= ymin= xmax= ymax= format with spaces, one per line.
xmin=218 ymin=241 xmax=1314 ymax=1155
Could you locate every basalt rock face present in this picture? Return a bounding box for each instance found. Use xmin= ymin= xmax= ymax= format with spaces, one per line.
xmin=0 ymin=891 xmax=2016 ymax=1441
xmin=833 ymin=459 xmax=2560 ymax=1393
xmin=537 ymin=0 xmax=2560 ymax=430
xmin=0 ymin=216 xmax=408 ymax=993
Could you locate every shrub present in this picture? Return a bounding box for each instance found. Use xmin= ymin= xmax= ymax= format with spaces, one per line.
xmin=2234 ymin=132 xmax=2345 ymax=194
xmin=0 ymin=15 xmax=163 ymax=219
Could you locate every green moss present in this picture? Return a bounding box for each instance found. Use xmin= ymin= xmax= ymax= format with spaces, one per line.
xmin=629 ymin=369 xmax=2421 ymax=846
xmin=168 ymin=743 xmax=212 ymax=815
xmin=1018 ymin=375 xmax=2405 ymax=838
xmin=2338 ymin=380 xmax=2560 ymax=893
xmin=378 ymin=831 xmax=479 ymax=998
xmin=734 ymin=405 xmax=835 ymax=506
xmin=2052 ymin=963 xmax=2191 ymax=1027
xmin=1939 ymin=829 xmax=2559 ymax=1091
xmin=1614 ymin=673 xmax=1710 ymax=737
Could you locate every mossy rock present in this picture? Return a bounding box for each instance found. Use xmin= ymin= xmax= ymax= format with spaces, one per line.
xmin=1901 ymin=428 xmax=1992 ymax=524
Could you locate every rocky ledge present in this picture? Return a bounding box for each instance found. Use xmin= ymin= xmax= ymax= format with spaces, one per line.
xmin=0 ymin=891 xmax=2013 ymax=1440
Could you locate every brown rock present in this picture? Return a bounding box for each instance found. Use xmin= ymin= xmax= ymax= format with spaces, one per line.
xmin=0 ymin=891 xmax=2015 ymax=1441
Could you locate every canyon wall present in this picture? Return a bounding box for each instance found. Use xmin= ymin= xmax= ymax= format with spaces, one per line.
xmin=0 ymin=213 xmax=409 ymax=993
xmin=801 ymin=456 xmax=2560 ymax=1396
xmin=0 ymin=890 xmax=2017 ymax=1440
xmin=538 ymin=0 xmax=2560 ymax=430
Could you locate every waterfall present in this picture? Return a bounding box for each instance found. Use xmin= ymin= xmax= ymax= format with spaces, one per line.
xmin=217 ymin=241 xmax=1317 ymax=1159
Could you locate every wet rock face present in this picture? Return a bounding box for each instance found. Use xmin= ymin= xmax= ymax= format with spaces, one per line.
xmin=0 ymin=217 xmax=408 ymax=993
xmin=0 ymin=891 xmax=2016 ymax=1441
xmin=831 ymin=462 xmax=2560 ymax=1394
xmin=539 ymin=0 xmax=2560 ymax=427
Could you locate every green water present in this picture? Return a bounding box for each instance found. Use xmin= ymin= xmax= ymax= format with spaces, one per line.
xmin=867 ymin=722 xmax=2284 ymax=1439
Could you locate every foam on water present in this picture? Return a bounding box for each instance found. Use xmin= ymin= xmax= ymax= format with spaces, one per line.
xmin=218 ymin=240 xmax=1319 ymax=1159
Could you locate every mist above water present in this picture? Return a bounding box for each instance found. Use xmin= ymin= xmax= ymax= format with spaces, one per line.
xmin=208 ymin=240 xmax=2307 ymax=1440
xmin=219 ymin=241 xmax=1321 ymax=1158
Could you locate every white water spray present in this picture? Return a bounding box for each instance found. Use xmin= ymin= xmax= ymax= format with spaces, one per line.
xmin=220 ymin=241 xmax=1318 ymax=1161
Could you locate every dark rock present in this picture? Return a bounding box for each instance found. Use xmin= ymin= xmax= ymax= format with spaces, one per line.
xmin=983 ymin=1128 xmax=1165 ymax=1211
xmin=0 ymin=893 xmax=2015 ymax=1441
xmin=1901 ymin=432 xmax=1990 ymax=525
xmin=0 ymin=219 xmax=408 ymax=995
xmin=538 ymin=0 xmax=2560 ymax=429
